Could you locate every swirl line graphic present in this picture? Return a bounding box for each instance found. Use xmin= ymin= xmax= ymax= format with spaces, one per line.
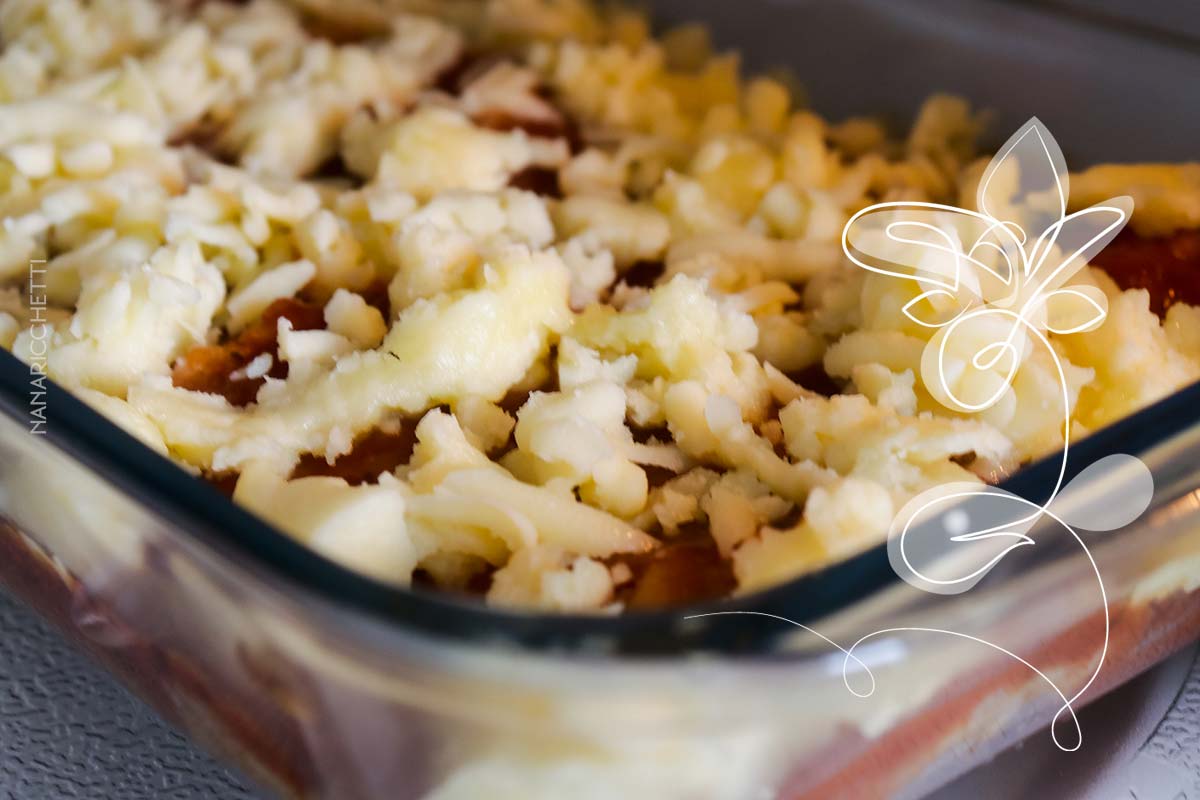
xmin=691 ymin=119 xmax=1156 ymax=752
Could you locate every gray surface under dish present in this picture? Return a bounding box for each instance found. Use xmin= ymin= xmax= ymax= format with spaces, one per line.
xmin=0 ymin=590 xmax=254 ymax=800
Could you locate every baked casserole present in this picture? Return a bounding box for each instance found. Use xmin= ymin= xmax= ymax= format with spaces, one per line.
xmin=2 ymin=0 xmax=1199 ymax=612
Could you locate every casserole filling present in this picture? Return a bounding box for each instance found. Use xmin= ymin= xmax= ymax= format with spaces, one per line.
xmin=1 ymin=0 xmax=1198 ymax=611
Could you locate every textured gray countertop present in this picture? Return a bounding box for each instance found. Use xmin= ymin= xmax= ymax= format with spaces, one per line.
xmin=1 ymin=587 xmax=1198 ymax=799
xmin=0 ymin=590 xmax=255 ymax=800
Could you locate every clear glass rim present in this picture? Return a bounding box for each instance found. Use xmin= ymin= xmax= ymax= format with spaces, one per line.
xmin=2 ymin=351 xmax=1197 ymax=656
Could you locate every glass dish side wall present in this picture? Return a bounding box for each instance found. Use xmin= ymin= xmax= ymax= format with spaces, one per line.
xmin=2 ymin=384 xmax=1199 ymax=799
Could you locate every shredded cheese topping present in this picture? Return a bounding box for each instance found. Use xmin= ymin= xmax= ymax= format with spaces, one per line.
xmin=3 ymin=0 xmax=1198 ymax=610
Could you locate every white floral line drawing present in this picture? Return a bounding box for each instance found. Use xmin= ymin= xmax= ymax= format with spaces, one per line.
xmin=684 ymin=610 xmax=1088 ymax=748
xmin=690 ymin=119 xmax=1157 ymax=751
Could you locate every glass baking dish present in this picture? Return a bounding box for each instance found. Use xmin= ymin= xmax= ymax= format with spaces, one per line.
xmin=2 ymin=1 xmax=1199 ymax=798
